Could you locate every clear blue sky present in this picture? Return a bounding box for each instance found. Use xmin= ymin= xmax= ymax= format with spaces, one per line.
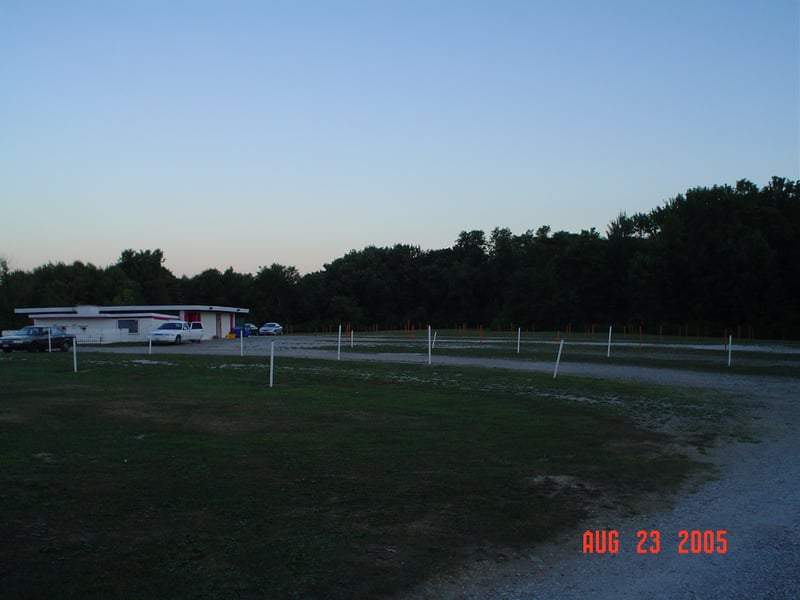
xmin=2 ymin=0 xmax=798 ymax=277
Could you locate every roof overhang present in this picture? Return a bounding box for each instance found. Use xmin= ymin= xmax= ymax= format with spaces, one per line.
xmin=15 ymin=304 xmax=250 ymax=317
xmin=25 ymin=312 xmax=181 ymax=320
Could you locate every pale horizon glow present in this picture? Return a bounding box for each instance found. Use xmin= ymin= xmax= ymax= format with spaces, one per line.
xmin=2 ymin=1 xmax=798 ymax=277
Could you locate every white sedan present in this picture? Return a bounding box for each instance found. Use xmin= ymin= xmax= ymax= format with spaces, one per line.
xmin=150 ymin=321 xmax=204 ymax=344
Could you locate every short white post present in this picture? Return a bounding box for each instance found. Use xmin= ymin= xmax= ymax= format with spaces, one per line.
xmin=48 ymin=329 xmax=52 ymax=353
xmin=432 ymin=331 xmax=438 ymax=349
xmin=553 ymin=339 xmax=565 ymax=379
xmin=72 ymin=339 xmax=77 ymax=373
xmin=606 ymin=325 xmax=612 ymax=358
xmin=516 ymin=327 xmax=521 ymax=354
xmin=148 ymin=332 xmax=152 ymax=355
xmin=240 ymin=328 xmax=244 ymax=357
xmin=727 ymin=334 xmax=732 ymax=367
xmin=269 ymin=341 xmax=275 ymax=388
xmin=337 ymin=324 xmax=342 ymax=360
xmin=427 ymin=325 xmax=432 ymax=365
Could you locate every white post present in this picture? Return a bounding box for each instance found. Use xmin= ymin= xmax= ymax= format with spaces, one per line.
xmin=607 ymin=325 xmax=612 ymax=358
xmin=240 ymin=327 xmax=244 ymax=357
xmin=72 ymin=339 xmax=77 ymax=373
xmin=427 ymin=325 xmax=432 ymax=365
xmin=48 ymin=328 xmax=52 ymax=353
xmin=727 ymin=334 xmax=732 ymax=367
xmin=516 ymin=327 xmax=521 ymax=354
xmin=553 ymin=339 xmax=565 ymax=379
xmin=148 ymin=332 xmax=152 ymax=355
xmin=350 ymin=329 xmax=354 ymax=348
xmin=269 ymin=341 xmax=275 ymax=388
xmin=432 ymin=331 xmax=438 ymax=349
xmin=337 ymin=324 xmax=342 ymax=360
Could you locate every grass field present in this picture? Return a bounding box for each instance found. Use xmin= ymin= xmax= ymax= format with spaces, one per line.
xmin=0 ymin=351 xmax=739 ymax=598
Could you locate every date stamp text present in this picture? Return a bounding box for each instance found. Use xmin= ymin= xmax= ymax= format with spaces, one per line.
xmin=583 ymin=530 xmax=729 ymax=555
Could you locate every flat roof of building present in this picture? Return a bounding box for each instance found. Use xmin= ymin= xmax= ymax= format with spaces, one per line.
xmin=15 ymin=304 xmax=250 ymax=316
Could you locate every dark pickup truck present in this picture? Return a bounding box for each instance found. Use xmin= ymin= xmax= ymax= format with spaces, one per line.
xmin=1 ymin=325 xmax=76 ymax=353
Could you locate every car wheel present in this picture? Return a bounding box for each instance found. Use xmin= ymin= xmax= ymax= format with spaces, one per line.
xmin=60 ymin=340 xmax=72 ymax=352
xmin=2 ymin=348 xmax=11 ymax=353
xmin=29 ymin=342 xmax=40 ymax=353
xmin=175 ymin=335 xmax=182 ymax=345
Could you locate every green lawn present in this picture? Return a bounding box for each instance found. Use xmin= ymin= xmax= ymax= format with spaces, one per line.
xmin=0 ymin=352 xmax=728 ymax=598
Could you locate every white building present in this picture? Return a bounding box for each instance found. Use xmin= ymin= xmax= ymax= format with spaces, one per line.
xmin=13 ymin=305 xmax=250 ymax=344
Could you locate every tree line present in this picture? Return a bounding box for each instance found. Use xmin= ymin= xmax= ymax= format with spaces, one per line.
xmin=2 ymin=176 xmax=798 ymax=339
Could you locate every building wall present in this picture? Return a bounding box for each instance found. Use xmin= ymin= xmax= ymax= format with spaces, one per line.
xmin=178 ymin=311 xmax=235 ymax=338
xmin=17 ymin=306 xmax=247 ymax=344
xmin=31 ymin=316 xmax=171 ymax=344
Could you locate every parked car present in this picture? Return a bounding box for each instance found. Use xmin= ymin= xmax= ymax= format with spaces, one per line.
xmin=243 ymin=323 xmax=260 ymax=336
xmin=1 ymin=325 xmax=75 ymax=353
xmin=150 ymin=321 xmax=204 ymax=345
xmin=259 ymin=322 xmax=284 ymax=335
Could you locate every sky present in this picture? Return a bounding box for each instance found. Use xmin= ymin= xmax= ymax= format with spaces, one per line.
xmin=2 ymin=0 xmax=798 ymax=277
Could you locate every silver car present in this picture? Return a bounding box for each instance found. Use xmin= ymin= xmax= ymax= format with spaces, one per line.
xmin=258 ymin=322 xmax=284 ymax=335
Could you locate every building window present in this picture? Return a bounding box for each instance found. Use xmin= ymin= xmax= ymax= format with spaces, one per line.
xmin=118 ymin=319 xmax=139 ymax=334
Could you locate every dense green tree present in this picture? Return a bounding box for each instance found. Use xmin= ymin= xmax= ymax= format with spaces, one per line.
xmin=101 ymin=266 xmax=141 ymax=305
xmin=418 ymin=248 xmax=457 ymax=326
xmin=0 ymin=257 xmax=8 ymax=287
xmin=294 ymin=271 xmax=328 ymax=328
xmin=2 ymin=177 xmax=797 ymax=338
xmin=251 ymin=264 xmax=300 ymax=326
xmin=319 ymin=245 xmax=425 ymax=328
xmin=447 ymin=230 xmax=490 ymax=325
xmin=116 ymin=249 xmax=175 ymax=304
xmin=0 ymin=264 xmax=30 ymax=327
xmin=219 ymin=268 xmax=255 ymax=312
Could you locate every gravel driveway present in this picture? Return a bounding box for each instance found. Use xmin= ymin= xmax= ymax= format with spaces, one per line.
xmin=408 ymin=374 xmax=800 ymax=600
xmin=91 ymin=337 xmax=800 ymax=598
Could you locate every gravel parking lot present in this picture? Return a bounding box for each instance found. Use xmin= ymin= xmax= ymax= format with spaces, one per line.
xmin=89 ymin=335 xmax=800 ymax=599
xmin=411 ymin=375 xmax=800 ymax=600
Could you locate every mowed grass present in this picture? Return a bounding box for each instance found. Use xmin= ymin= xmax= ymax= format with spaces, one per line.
xmin=1 ymin=352 xmax=719 ymax=599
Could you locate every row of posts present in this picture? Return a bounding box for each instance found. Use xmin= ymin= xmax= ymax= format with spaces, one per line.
xmin=68 ymin=324 xmax=735 ymax=380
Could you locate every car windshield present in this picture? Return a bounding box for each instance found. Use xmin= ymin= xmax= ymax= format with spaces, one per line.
xmin=17 ymin=326 xmax=38 ymax=335
xmin=157 ymin=323 xmax=181 ymax=330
